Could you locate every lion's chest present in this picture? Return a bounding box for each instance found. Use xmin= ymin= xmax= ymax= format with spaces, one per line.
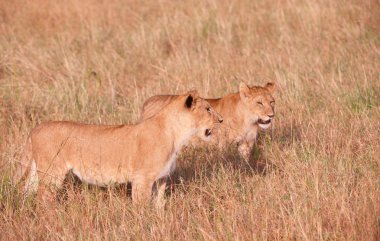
xmin=244 ymin=124 xmax=259 ymax=141
xmin=157 ymin=152 xmax=177 ymax=179
xmin=219 ymin=119 xmax=258 ymax=142
xmin=232 ymin=122 xmax=259 ymax=144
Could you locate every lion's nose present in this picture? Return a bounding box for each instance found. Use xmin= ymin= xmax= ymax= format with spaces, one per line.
xmin=218 ymin=118 xmax=223 ymax=123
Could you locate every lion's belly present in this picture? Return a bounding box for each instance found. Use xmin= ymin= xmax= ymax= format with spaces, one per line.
xmin=61 ymin=138 xmax=133 ymax=185
xmin=71 ymin=165 xmax=129 ymax=186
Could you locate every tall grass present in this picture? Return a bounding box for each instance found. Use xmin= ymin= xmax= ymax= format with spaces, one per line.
xmin=0 ymin=0 xmax=379 ymax=240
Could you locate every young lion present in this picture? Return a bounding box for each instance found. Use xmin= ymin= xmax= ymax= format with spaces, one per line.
xmin=13 ymin=91 xmax=223 ymax=205
xmin=141 ymin=82 xmax=276 ymax=160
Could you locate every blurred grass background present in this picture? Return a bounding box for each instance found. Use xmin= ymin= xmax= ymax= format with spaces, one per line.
xmin=0 ymin=0 xmax=379 ymax=240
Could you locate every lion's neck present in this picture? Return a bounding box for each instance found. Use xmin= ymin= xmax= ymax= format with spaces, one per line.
xmin=156 ymin=111 xmax=197 ymax=151
xmin=172 ymin=117 xmax=197 ymax=150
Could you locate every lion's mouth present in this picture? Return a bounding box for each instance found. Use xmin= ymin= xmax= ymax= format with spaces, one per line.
xmin=258 ymin=119 xmax=271 ymax=125
xmin=205 ymin=129 xmax=212 ymax=137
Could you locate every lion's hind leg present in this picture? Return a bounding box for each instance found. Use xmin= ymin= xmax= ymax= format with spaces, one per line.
xmin=23 ymin=160 xmax=39 ymax=199
xmin=36 ymin=163 xmax=69 ymax=205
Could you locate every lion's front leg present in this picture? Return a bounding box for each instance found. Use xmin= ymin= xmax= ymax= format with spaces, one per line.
xmin=238 ymin=140 xmax=254 ymax=161
xmin=35 ymin=164 xmax=68 ymax=206
xmin=132 ymin=179 xmax=154 ymax=204
xmin=154 ymin=178 xmax=167 ymax=209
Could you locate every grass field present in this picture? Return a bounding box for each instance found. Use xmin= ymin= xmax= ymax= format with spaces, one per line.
xmin=0 ymin=0 xmax=379 ymax=240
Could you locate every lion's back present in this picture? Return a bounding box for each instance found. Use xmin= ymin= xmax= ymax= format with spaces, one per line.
xmin=141 ymin=95 xmax=179 ymax=120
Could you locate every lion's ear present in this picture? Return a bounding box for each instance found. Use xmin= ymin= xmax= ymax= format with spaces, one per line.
xmin=186 ymin=90 xmax=199 ymax=99
xmin=185 ymin=90 xmax=199 ymax=108
xmin=239 ymin=82 xmax=250 ymax=99
xmin=265 ymin=82 xmax=276 ymax=93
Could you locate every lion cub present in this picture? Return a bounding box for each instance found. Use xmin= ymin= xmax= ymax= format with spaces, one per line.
xmin=141 ymin=82 xmax=276 ymax=160
xmin=13 ymin=91 xmax=223 ymax=204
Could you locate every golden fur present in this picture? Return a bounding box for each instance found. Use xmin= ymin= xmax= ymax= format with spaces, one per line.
xmin=13 ymin=91 xmax=223 ymax=205
xmin=141 ymin=82 xmax=276 ymax=160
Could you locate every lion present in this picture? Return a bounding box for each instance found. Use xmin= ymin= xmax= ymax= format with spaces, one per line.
xmin=141 ymin=82 xmax=276 ymax=160
xmin=12 ymin=91 xmax=223 ymax=205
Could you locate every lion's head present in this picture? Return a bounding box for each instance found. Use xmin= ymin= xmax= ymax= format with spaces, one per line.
xmin=239 ymin=82 xmax=276 ymax=129
xmin=182 ymin=90 xmax=223 ymax=141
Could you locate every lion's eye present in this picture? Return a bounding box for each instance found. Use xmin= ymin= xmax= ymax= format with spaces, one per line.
xmin=206 ymin=107 xmax=211 ymax=112
xmin=270 ymin=101 xmax=275 ymax=105
xmin=257 ymin=101 xmax=263 ymax=106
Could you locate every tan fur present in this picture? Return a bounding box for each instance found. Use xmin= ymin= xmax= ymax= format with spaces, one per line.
xmin=13 ymin=91 xmax=223 ymax=204
xmin=141 ymin=82 xmax=276 ymax=160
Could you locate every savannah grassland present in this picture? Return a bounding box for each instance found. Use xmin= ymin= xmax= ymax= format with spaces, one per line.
xmin=0 ymin=0 xmax=379 ymax=240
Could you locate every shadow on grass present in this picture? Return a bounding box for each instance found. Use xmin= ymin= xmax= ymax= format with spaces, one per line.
xmin=165 ymin=142 xmax=275 ymax=196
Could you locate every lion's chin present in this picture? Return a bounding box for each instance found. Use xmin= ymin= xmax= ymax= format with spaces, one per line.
xmin=258 ymin=119 xmax=272 ymax=129
xmin=258 ymin=123 xmax=271 ymax=129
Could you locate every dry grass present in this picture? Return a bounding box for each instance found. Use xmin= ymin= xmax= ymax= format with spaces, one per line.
xmin=0 ymin=0 xmax=379 ymax=240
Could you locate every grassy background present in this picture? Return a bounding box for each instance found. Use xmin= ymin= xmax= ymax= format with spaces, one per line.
xmin=0 ymin=0 xmax=379 ymax=240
